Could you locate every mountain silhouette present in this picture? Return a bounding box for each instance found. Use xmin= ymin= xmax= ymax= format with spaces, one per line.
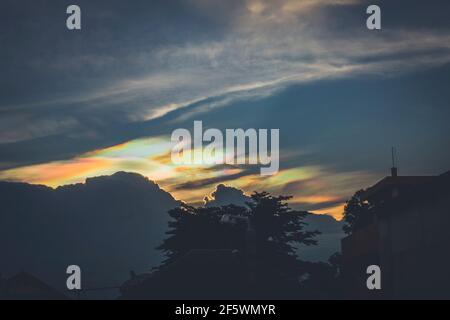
xmin=300 ymin=213 xmax=344 ymax=262
xmin=0 ymin=172 xmax=179 ymax=298
xmin=0 ymin=173 xmax=343 ymax=298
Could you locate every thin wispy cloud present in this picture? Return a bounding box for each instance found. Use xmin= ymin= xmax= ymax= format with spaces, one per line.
xmin=2 ymin=0 xmax=450 ymax=143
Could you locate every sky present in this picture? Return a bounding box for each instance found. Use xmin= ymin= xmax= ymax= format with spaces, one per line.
xmin=1 ymin=0 xmax=450 ymax=219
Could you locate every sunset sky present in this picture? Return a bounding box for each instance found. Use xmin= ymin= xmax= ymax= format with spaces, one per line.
xmin=1 ymin=0 xmax=450 ymax=219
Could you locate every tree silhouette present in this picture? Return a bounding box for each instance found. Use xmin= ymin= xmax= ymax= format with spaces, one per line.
xmin=156 ymin=203 xmax=249 ymax=266
xmin=247 ymin=192 xmax=319 ymax=279
xmin=342 ymin=189 xmax=373 ymax=234
xmin=157 ymin=191 xmax=320 ymax=282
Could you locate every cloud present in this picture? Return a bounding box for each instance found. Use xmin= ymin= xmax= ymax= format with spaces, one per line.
xmin=2 ymin=0 xmax=450 ymax=146
xmin=1 ymin=0 xmax=450 ymax=221
xmin=246 ymin=0 xmax=360 ymax=19
xmin=173 ymin=171 xmax=246 ymax=191
xmin=204 ymin=184 xmax=251 ymax=207
xmin=0 ymin=114 xmax=80 ymax=143
xmin=0 ymin=132 xmax=378 ymax=219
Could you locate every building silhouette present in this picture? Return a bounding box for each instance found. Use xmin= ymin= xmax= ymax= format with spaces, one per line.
xmin=341 ymin=170 xmax=450 ymax=299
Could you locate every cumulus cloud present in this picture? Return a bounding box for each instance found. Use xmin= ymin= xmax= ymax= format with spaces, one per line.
xmin=204 ymin=184 xmax=251 ymax=207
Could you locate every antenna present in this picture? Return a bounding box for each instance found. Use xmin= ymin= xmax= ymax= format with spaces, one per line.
xmin=391 ymin=147 xmax=395 ymax=167
xmin=391 ymin=147 xmax=398 ymax=177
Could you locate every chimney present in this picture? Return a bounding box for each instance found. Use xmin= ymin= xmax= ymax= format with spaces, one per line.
xmin=391 ymin=167 xmax=398 ymax=177
xmin=391 ymin=147 xmax=398 ymax=177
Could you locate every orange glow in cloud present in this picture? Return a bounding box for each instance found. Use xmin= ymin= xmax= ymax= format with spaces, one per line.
xmin=313 ymin=203 xmax=346 ymax=220
xmin=0 ymin=157 xmax=111 ymax=187
xmin=290 ymin=195 xmax=341 ymax=205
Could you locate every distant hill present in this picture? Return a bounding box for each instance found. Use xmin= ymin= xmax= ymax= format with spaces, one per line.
xmin=0 ymin=172 xmax=179 ymax=298
xmin=300 ymin=213 xmax=344 ymax=262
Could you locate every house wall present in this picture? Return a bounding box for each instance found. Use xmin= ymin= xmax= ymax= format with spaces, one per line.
xmin=379 ymin=195 xmax=450 ymax=298
xmin=341 ymin=224 xmax=381 ymax=299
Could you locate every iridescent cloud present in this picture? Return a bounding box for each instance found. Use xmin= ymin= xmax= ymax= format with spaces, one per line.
xmin=0 ymin=136 xmax=377 ymax=219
